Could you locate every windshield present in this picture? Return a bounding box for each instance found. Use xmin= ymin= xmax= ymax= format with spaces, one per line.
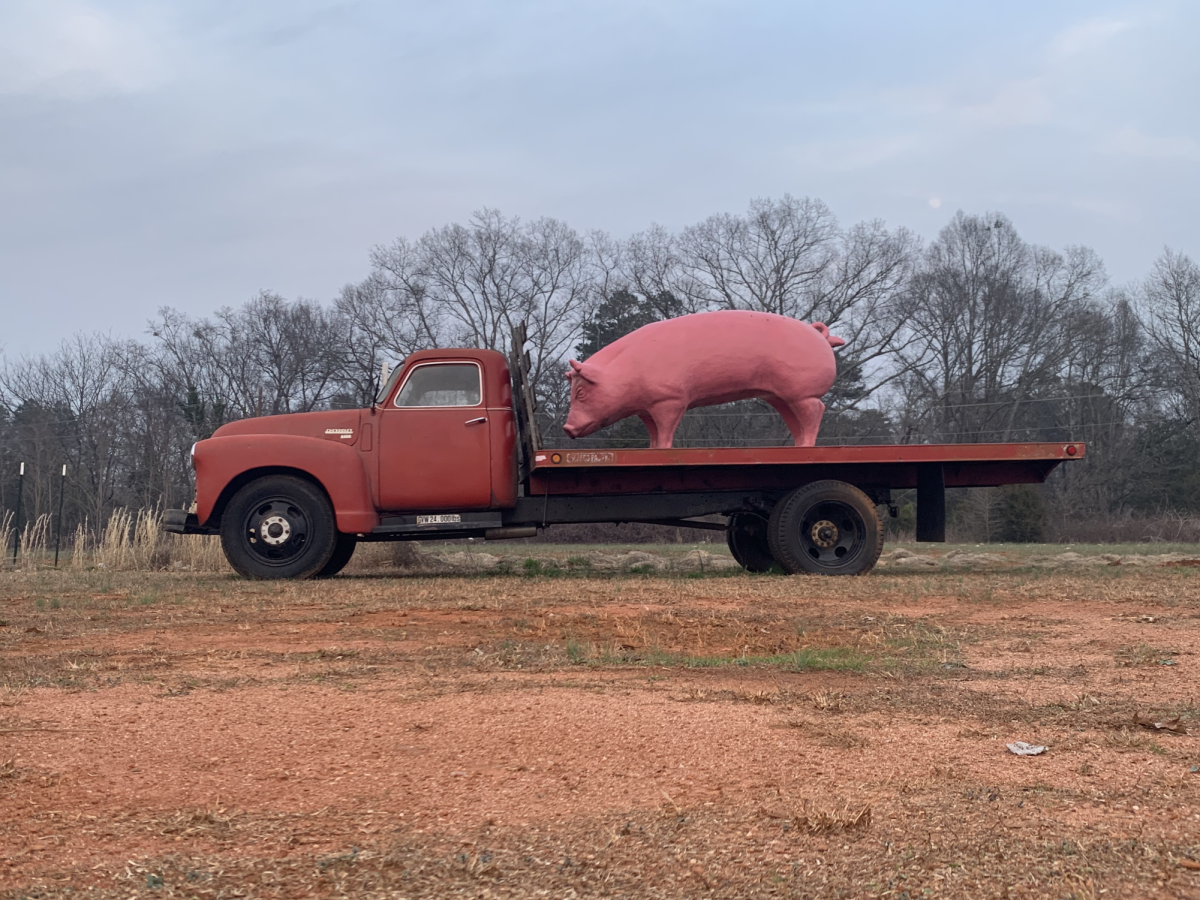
xmin=374 ymin=361 xmax=404 ymax=405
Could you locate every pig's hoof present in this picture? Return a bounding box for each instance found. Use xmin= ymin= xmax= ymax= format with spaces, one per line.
xmin=767 ymin=481 xmax=883 ymax=576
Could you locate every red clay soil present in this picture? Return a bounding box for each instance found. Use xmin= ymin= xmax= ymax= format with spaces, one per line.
xmin=1 ymin=567 xmax=1199 ymax=898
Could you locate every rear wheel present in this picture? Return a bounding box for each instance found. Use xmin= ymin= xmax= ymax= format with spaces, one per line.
xmin=220 ymin=475 xmax=337 ymax=579
xmin=767 ymin=481 xmax=882 ymax=576
xmin=315 ymin=533 xmax=357 ymax=578
xmin=726 ymin=512 xmax=775 ymax=573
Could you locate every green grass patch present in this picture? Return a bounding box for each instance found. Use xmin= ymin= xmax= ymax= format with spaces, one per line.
xmin=769 ymin=646 xmax=871 ymax=672
xmin=555 ymin=642 xmax=874 ymax=672
xmin=1115 ymin=643 xmax=1177 ymax=667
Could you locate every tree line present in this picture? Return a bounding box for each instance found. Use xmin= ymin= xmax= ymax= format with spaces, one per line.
xmin=2 ymin=196 xmax=1198 ymax=543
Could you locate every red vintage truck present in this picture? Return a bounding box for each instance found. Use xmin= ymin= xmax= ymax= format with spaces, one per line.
xmin=164 ymin=331 xmax=1085 ymax=579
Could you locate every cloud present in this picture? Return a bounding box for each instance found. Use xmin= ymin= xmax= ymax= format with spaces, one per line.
xmin=785 ymin=134 xmax=920 ymax=173
xmin=1050 ymin=17 xmax=1130 ymax=58
xmin=0 ymin=0 xmax=168 ymax=98
xmin=1103 ymin=126 xmax=1200 ymax=162
xmin=960 ymin=79 xmax=1053 ymax=128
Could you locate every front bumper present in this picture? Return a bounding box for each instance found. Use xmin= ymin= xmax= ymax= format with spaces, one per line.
xmin=162 ymin=509 xmax=219 ymax=535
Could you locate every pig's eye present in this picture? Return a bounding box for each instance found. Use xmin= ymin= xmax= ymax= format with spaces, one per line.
xmin=576 ymin=386 xmax=586 ymax=399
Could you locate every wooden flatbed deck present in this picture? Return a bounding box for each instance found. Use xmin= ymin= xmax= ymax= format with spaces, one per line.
xmin=528 ymin=442 xmax=1085 ymax=496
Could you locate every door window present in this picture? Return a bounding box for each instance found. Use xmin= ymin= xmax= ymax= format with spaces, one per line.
xmin=394 ymin=364 xmax=481 ymax=408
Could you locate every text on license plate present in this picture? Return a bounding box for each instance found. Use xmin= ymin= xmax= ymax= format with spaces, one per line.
xmin=417 ymin=514 xmax=461 ymax=525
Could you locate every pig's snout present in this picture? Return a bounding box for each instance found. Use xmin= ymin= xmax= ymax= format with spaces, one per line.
xmin=563 ymin=409 xmax=587 ymax=439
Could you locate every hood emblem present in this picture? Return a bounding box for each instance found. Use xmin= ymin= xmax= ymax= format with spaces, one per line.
xmin=324 ymin=428 xmax=354 ymax=439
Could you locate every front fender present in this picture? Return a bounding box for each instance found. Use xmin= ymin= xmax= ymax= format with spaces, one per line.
xmin=193 ymin=435 xmax=378 ymax=534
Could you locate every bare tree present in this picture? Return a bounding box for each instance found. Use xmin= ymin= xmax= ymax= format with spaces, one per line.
xmin=371 ymin=208 xmax=594 ymax=393
xmin=679 ymin=195 xmax=838 ymax=316
xmin=624 ymin=224 xmax=711 ymax=315
xmin=331 ymin=276 xmax=422 ymax=407
xmin=813 ymin=220 xmax=921 ymax=409
xmin=1 ymin=334 xmax=131 ymax=528
xmin=1050 ymin=291 xmax=1148 ymax=512
xmin=219 ymin=292 xmax=344 ymax=415
xmin=896 ymin=212 xmax=1107 ymax=443
xmin=153 ymin=293 xmax=346 ymax=420
xmin=1138 ymin=248 xmax=1200 ymax=422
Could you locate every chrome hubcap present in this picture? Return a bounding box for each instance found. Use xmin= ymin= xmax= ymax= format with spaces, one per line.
xmin=259 ymin=515 xmax=292 ymax=546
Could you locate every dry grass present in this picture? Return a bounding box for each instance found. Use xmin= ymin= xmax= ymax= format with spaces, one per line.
xmin=2 ymin=564 xmax=1200 ymax=898
xmin=0 ymin=507 xmax=234 ymax=574
xmin=810 ymin=689 xmax=848 ymax=711
xmin=1115 ymin=643 xmax=1177 ymax=667
xmin=0 ymin=510 xmax=12 ymax=564
xmin=8 ymin=803 xmax=1186 ymax=899
xmin=792 ymin=800 xmax=873 ymax=834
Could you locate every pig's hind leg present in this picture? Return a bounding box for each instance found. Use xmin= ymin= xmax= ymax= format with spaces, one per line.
xmin=767 ymin=396 xmax=825 ymax=447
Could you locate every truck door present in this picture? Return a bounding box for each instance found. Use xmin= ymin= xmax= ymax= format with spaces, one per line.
xmin=377 ymin=361 xmax=493 ymax=510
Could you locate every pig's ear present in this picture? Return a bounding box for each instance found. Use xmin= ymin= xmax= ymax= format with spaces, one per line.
xmin=568 ymin=359 xmax=595 ymax=382
xmin=812 ymin=321 xmax=847 ymax=348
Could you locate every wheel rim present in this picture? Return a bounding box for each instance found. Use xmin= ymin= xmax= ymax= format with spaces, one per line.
xmin=242 ymin=497 xmax=311 ymax=567
xmin=798 ymin=500 xmax=866 ymax=569
xmin=729 ymin=513 xmax=772 ymax=571
xmin=731 ymin=514 xmax=766 ymax=554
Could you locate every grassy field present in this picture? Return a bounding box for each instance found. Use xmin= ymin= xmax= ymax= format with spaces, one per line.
xmin=1 ymin=551 xmax=1199 ymax=898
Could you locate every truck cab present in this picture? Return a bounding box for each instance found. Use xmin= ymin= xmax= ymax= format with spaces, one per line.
xmin=168 ymin=349 xmax=520 ymax=579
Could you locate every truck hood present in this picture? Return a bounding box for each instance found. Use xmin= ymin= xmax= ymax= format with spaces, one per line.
xmin=211 ymin=410 xmax=364 ymax=447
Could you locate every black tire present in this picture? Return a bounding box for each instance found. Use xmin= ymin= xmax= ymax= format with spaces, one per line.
xmin=220 ymin=475 xmax=337 ymax=580
xmin=315 ymin=533 xmax=357 ymax=579
xmin=726 ymin=512 xmax=776 ymax=573
xmin=767 ymin=481 xmax=883 ymax=576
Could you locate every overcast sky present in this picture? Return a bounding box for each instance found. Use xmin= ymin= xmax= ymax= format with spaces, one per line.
xmin=1 ymin=0 xmax=1197 ymax=357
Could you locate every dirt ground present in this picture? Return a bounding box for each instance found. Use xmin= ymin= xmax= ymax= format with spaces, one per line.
xmin=2 ymin=545 xmax=1200 ymax=898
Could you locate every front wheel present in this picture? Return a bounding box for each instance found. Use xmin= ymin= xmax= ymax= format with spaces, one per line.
xmin=767 ymin=481 xmax=883 ymax=576
xmin=315 ymin=533 xmax=357 ymax=579
xmin=220 ymin=475 xmax=338 ymax=579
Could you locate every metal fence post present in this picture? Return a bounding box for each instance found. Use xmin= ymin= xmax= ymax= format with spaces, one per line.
xmin=12 ymin=462 xmax=24 ymax=565
xmin=54 ymin=464 xmax=66 ymax=567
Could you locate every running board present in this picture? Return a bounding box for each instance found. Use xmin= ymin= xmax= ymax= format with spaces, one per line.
xmin=371 ymin=511 xmax=504 ymax=536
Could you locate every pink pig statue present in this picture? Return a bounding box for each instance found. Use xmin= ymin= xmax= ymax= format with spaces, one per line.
xmin=563 ymin=310 xmax=846 ymax=449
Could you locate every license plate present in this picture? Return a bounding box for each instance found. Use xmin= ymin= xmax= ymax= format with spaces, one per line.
xmin=416 ymin=514 xmax=461 ymax=525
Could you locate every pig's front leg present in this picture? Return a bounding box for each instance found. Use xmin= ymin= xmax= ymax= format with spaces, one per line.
xmin=637 ymin=414 xmax=660 ymax=448
xmin=642 ymin=403 xmax=686 ymax=449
